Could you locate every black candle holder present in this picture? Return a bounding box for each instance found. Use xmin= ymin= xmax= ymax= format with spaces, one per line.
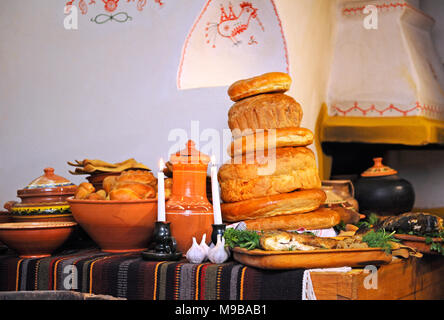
xmin=141 ymin=221 xmax=182 ymax=261
xmin=211 ymin=223 xmax=226 ymax=246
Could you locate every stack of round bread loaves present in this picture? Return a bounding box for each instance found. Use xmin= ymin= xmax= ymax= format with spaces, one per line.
xmin=219 ymin=72 xmax=340 ymax=231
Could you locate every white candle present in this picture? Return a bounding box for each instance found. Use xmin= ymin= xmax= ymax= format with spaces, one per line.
xmin=157 ymin=158 xmax=166 ymax=222
xmin=210 ymin=155 xmax=223 ymax=225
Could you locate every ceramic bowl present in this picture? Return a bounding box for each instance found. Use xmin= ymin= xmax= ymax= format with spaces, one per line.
xmin=67 ymin=198 xmax=157 ymax=253
xmin=0 ymin=211 xmax=11 ymax=224
xmin=0 ymin=221 xmax=77 ymax=258
xmin=8 ymin=203 xmax=75 ymax=223
xmin=5 ymin=168 xmax=76 ymax=223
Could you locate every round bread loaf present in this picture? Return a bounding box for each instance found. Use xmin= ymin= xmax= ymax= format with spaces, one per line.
xmin=221 ymin=189 xmax=326 ymax=222
xmin=109 ymin=188 xmax=142 ymax=201
xmin=228 ymin=93 xmax=303 ymax=138
xmin=243 ymin=208 xmax=341 ymax=231
xmin=117 ymin=170 xmax=157 ymax=186
xmin=227 ymin=72 xmax=292 ymax=102
xmin=218 ymin=147 xmax=321 ymax=203
xmin=228 ymin=127 xmax=314 ymax=157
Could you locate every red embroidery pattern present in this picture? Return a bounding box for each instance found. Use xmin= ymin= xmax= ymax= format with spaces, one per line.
xmin=66 ymin=0 xmax=89 ymax=14
xmin=332 ymin=102 xmax=444 ymax=117
xmin=342 ymin=2 xmax=407 ymax=15
xmin=177 ymin=0 xmax=289 ymax=89
xmin=205 ymin=2 xmax=265 ymax=47
xmin=248 ymin=36 xmax=258 ymax=45
xmin=103 ymin=0 xmax=119 ymax=12
xmin=65 ymin=0 xmax=160 ymax=15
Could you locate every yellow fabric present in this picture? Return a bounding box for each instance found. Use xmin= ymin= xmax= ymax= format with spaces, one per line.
xmin=316 ymin=103 xmax=444 ymax=180
xmin=318 ymin=104 xmax=444 ymax=146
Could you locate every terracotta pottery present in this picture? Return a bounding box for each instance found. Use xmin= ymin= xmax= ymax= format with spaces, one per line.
xmin=322 ymin=180 xmax=359 ymax=211
xmin=0 ymin=211 xmax=11 ymax=224
xmin=354 ymin=158 xmax=415 ymax=216
xmin=0 ymin=221 xmax=77 ymax=258
xmin=321 ymin=180 xmax=363 ymax=225
xmin=68 ymin=198 xmax=157 ymax=252
xmin=165 ymin=140 xmax=214 ymax=254
xmin=5 ymin=168 xmax=76 ymax=223
xmin=17 ymin=167 xmax=77 ymax=204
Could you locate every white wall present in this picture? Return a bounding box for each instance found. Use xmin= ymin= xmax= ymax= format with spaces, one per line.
xmin=0 ymin=0 xmax=338 ymax=206
xmin=421 ymin=0 xmax=444 ymax=64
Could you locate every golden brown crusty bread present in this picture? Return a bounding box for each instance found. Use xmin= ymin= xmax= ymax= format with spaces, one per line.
xmin=244 ymin=208 xmax=341 ymax=231
xmin=117 ymin=170 xmax=157 ymax=186
xmin=103 ymin=175 xmax=118 ymax=194
xmin=218 ymin=147 xmax=321 ymax=203
xmin=98 ymin=170 xmax=158 ymax=200
xmin=74 ymin=182 xmax=95 ymax=200
xmin=227 ymin=72 xmax=292 ymax=102
xmin=113 ymin=182 xmax=156 ymax=199
xmin=228 ymin=93 xmax=303 ymax=138
xmin=86 ymin=190 xmax=107 ymax=200
xmin=109 ymin=188 xmax=142 ymax=201
xmin=221 ymin=189 xmax=326 ymax=222
xmin=228 ymin=127 xmax=314 ymax=157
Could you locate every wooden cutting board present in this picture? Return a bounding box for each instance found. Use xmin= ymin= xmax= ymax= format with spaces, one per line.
xmin=394 ymin=234 xmax=443 ymax=255
xmin=232 ymin=247 xmax=392 ymax=270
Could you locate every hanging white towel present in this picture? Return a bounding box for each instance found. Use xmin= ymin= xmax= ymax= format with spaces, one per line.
xmin=177 ymin=0 xmax=289 ymax=89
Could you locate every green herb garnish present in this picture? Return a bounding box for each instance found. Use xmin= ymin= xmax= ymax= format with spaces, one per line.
xmin=223 ymin=228 xmax=262 ymax=250
xmin=362 ymin=229 xmax=400 ymax=254
xmin=396 ymin=229 xmax=444 ymax=256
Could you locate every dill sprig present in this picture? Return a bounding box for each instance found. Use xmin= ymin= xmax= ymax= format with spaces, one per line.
xmin=223 ymin=228 xmax=262 ymax=250
xmin=362 ymin=229 xmax=400 ymax=254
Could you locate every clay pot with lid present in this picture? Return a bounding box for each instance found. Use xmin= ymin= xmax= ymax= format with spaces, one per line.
xmin=4 ymin=168 xmax=77 ymax=222
xmin=165 ymin=140 xmax=214 ymax=254
xmin=354 ymin=158 xmax=415 ymax=216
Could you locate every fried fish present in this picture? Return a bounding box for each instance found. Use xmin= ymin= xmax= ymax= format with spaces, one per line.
xmin=259 ymin=231 xmax=338 ymax=251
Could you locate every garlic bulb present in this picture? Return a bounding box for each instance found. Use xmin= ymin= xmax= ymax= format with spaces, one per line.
xmin=199 ymin=234 xmax=210 ymax=261
xmin=186 ymin=237 xmax=206 ymax=264
xmin=208 ymin=234 xmax=229 ymax=264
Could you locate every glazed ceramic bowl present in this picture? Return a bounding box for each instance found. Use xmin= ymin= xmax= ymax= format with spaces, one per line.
xmin=0 ymin=221 xmax=77 ymax=258
xmin=67 ymin=198 xmax=157 ymax=253
xmin=5 ymin=167 xmax=76 ymax=223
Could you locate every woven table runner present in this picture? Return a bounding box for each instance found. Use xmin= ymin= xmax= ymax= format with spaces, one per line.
xmin=0 ymin=248 xmax=304 ymax=300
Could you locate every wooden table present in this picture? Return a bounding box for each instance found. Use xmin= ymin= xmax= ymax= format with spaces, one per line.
xmin=311 ymin=255 xmax=444 ymax=300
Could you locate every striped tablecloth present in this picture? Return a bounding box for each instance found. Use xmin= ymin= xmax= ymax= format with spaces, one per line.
xmin=0 ymin=248 xmax=304 ymax=300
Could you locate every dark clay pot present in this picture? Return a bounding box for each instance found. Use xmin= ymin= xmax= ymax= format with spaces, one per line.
xmin=355 ymin=175 xmax=415 ymax=216
xmin=354 ymin=158 xmax=415 ymax=216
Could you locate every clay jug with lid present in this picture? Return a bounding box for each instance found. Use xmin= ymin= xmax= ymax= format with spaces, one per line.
xmin=165 ymin=140 xmax=214 ymax=254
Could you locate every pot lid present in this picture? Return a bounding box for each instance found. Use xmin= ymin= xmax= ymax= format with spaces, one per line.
xmin=23 ymin=168 xmax=75 ymax=189
xmin=361 ymin=158 xmax=397 ymax=177
xmin=170 ymin=140 xmax=211 ymax=165
xmin=17 ymin=168 xmax=76 ymax=197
